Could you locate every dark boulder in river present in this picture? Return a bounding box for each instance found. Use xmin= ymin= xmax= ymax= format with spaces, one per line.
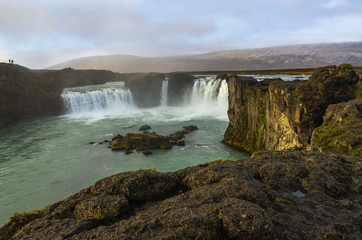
xmin=110 ymin=125 xmax=198 ymax=153
xmin=1 ymin=151 xmax=360 ymax=239
xmin=138 ymin=124 xmax=151 ymax=131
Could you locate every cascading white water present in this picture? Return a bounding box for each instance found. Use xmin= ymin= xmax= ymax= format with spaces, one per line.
xmin=160 ymin=78 xmax=169 ymax=106
xmin=189 ymin=76 xmax=229 ymax=120
xmin=216 ymin=79 xmax=228 ymax=107
xmin=61 ymin=83 xmax=135 ymax=116
xmin=60 ymin=77 xmax=228 ymax=120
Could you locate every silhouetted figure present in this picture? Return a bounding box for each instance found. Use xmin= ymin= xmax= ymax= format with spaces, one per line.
xmin=8 ymin=59 xmax=11 ymax=64
xmin=11 ymin=60 xmax=14 ymax=64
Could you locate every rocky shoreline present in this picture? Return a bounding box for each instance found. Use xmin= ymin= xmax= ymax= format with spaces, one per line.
xmin=0 ymin=64 xmax=361 ymax=239
xmin=0 ymin=150 xmax=360 ymax=239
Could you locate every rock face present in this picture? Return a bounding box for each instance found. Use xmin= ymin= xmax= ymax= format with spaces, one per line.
xmin=167 ymin=72 xmax=194 ymax=106
xmin=223 ymin=64 xmax=360 ymax=153
xmin=310 ymin=98 xmax=362 ymax=158
xmin=1 ymin=151 xmax=360 ymax=239
xmin=124 ymin=73 xmax=166 ymax=108
xmin=124 ymin=72 xmax=195 ymax=107
xmin=0 ymin=64 xmax=125 ymax=128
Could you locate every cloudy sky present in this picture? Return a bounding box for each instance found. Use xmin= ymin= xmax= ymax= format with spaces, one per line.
xmin=0 ymin=0 xmax=361 ymax=68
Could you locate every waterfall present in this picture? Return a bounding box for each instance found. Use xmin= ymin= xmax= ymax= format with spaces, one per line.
xmin=61 ymin=84 xmax=135 ymax=115
xmin=191 ymin=76 xmax=227 ymax=105
xmin=60 ymin=77 xmax=228 ymax=120
xmin=160 ymin=78 xmax=169 ymax=106
xmin=216 ymin=79 xmax=228 ymax=107
xmin=189 ymin=76 xmax=229 ymax=120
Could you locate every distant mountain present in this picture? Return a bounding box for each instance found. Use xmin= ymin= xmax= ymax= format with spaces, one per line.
xmin=49 ymin=42 xmax=362 ymax=73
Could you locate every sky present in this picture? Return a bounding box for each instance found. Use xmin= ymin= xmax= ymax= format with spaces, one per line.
xmin=0 ymin=0 xmax=361 ymax=68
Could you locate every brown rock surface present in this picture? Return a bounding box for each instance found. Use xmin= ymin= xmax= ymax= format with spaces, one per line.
xmin=310 ymin=98 xmax=362 ymax=158
xmin=1 ymin=151 xmax=360 ymax=240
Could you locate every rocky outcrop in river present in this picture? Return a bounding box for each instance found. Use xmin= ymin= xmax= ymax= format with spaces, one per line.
xmin=110 ymin=125 xmax=198 ymax=154
xmin=0 ymin=150 xmax=360 ymax=239
xmin=223 ymin=64 xmax=361 ymax=153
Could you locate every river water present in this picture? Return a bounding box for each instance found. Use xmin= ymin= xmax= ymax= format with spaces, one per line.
xmin=0 ymin=74 xmax=309 ymax=225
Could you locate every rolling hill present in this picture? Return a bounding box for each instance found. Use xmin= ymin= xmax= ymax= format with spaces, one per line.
xmin=49 ymin=42 xmax=362 ymax=73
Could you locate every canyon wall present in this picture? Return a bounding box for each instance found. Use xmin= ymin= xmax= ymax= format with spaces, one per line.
xmin=223 ymin=64 xmax=361 ymax=154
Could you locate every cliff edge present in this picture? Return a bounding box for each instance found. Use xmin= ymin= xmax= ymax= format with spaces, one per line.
xmin=223 ymin=64 xmax=361 ymax=155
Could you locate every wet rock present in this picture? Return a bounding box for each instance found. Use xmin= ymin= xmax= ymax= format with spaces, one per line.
xmin=143 ymin=150 xmax=152 ymax=155
xmin=177 ymin=140 xmax=185 ymax=146
xmin=110 ymin=126 xmax=197 ymax=154
xmin=182 ymin=125 xmax=198 ymax=133
xmin=139 ymin=124 xmax=151 ymax=131
xmin=159 ymin=142 xmax=172 ymax=149
xmin=111 ymin=132 xmax=170 ymax=151
xmin=1 ymin=151 xmax=360 ymax=239
xmin=125 ymin=150 xmax=133 ymax=155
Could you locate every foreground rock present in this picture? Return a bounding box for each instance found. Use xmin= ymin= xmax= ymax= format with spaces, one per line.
xmin=1 ymin=151 xmax=360 ymax=239
xmin=110 ymin=125 xmax=198 ymax=153
xmin=310 ymin=98 xmax=362 ymax=158
xmin=223 ymin=64 xmax=360 ymax=153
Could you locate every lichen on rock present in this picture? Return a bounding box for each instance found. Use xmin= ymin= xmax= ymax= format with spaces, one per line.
xmin=310 ymin=98 xmax=362 ymax=158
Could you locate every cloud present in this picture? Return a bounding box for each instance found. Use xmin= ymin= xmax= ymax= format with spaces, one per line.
xmin=1 ymin=0 xmax=361 ymax=68
xmin=322 ymin=0 xmax=348 ymax=9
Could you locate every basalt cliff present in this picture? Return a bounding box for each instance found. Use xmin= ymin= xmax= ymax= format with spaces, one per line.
xmin=223 ymin=64 xmax=362 ymax=157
